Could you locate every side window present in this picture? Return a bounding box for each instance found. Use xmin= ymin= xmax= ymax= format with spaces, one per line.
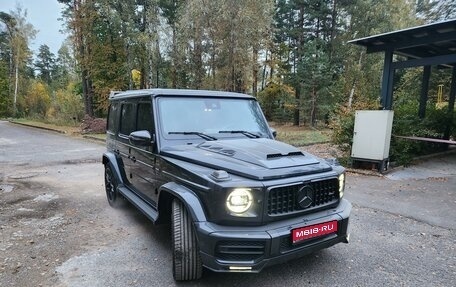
xmin=137 ymin=102 xmax=153 ymax=132
xmin=107 ymin=102 xmax=119 ymax=132
xmin=119 ymin=103 xmax=136 ymax=135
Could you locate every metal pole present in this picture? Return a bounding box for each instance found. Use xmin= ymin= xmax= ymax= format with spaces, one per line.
xmin=444 ymin=66 xmax=456 ymax=140
xmin=380 ymin=50 xmax=393 ymax=110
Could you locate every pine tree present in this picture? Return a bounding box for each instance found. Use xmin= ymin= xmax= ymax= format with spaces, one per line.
xmin=35 ymin=44 xmax=57 ymax=85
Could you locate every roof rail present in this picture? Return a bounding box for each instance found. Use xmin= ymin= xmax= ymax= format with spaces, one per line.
xmin=110 ymin=91 xmax=123 ymax=97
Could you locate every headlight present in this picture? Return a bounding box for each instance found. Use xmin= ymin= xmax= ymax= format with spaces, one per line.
xmin=338 ymin=173 xmax=345 ymax=198
xmin=226 ymin=188 xmax=253 ymax=213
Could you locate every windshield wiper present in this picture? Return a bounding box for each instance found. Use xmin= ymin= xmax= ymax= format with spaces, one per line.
xmin=169 ymin=131 xmax=218 ymax=141
xmin=218 ymin=130 xmax=261 ymax=139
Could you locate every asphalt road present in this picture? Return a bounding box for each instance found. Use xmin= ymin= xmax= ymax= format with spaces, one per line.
xmin=1 ymin=121 xmax=455 ymax=286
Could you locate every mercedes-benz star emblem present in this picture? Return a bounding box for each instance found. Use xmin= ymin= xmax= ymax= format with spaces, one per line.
xmin=297 ymin=185 xmax=313 ymax=209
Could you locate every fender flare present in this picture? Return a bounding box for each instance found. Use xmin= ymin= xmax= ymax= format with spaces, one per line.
xmin=102 ymin=152 xmax=125 ymax=185
xmin=159 ymin=182 xmax=207 ymax=222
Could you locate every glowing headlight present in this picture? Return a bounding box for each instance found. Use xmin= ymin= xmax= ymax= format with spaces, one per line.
xmin=338 ymin=173 xmax=345 ymax=198
xmin=226 ymin=188 xmax=253 ymax=213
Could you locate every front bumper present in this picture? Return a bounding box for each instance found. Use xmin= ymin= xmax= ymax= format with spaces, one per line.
xmin=195 ymin=199 xmax=351 ymax=272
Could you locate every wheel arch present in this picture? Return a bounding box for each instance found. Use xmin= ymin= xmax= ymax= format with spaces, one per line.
xmin=102 ymin=152 xmax=125 ymax=185
xmin=158 ymin=182 xmax=207 ymax=223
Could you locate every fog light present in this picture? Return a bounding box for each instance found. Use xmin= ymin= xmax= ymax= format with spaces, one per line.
xmin=229 ymin=266 xmax=252 ymax=271
xmin=338 ymin=173 xmax=345 ymax=198
xmin=344 ymin=233 xmax=350 ymax=243
xmin=226 ymin=188 xmax=252 ymax=213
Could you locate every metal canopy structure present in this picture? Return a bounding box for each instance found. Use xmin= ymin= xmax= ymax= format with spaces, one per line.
xmin=350 ymin=20 xmax=456 ymax=62
xmin=349 ymin=19 xmax=456 ymax=140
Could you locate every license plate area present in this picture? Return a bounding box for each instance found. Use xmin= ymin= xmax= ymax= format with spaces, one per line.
xmin=292 ymin=221 xmax=338 ymax=244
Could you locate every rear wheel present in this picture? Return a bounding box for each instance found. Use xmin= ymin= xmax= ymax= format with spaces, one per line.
xmin=104 ymin=165 xmax=123 ymax=207
xmin=171 ymin=199 xmax=203 ymax=281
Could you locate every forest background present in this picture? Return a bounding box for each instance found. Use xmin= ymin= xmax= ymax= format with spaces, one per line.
xmin=1 ymin=0 xmax=455 ymax=163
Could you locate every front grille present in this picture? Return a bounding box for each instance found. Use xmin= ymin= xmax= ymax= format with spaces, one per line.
xmin=268 ymin=178 xmax=339 ymax=216
xmin=215 ymin=240 xmax=265 ymax=262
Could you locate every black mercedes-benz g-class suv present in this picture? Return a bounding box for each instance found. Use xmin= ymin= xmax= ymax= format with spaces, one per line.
xmin=103 ymin=89 xmax=351 ymax=281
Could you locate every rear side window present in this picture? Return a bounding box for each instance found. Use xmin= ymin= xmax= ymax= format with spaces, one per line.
xmin=107 ymin=102 xmax=119 ymax=132
xmin=119 ymin=103 xmax=136 ymax=135
xmin=137 ymin=102 xmax=153 ymax=132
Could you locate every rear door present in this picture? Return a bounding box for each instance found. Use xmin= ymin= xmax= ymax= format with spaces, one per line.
xmin=106 ymin=101 xmax=120 ymax=152
xmin=117 ymin=101 xmax=137 ymax=185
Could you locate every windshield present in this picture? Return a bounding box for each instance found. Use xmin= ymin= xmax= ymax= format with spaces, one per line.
xmin=157 ymin=97 xmax=270 ymax=139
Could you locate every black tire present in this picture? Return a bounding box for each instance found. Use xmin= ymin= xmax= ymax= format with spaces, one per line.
xmin=171 ymin=199 xmax=203 ymax=281
xmin=104 ymin=165 xmax=123 ymax=208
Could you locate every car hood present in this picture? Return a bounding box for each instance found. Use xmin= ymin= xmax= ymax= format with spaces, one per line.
xmin=160 ymin=138 xmax=332 ymax=180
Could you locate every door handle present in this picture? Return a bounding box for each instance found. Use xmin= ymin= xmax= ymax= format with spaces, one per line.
xmin=130 ymin=156 xmax=136 ymax=163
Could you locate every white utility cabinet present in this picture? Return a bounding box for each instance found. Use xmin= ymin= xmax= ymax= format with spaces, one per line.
xmin=351 ymin=110 xmax=394 ymax=161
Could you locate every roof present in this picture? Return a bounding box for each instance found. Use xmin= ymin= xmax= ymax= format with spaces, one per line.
xmin=109 ymin=88 xmax=254 ymax=100
xmin=349 ymin=19 xmax=456 ymax=60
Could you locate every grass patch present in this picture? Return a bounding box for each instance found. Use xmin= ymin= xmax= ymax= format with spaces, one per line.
xmin=83 ymin=130 xmax=329 ymax=145
xmin=272 ymin=124 xmax=330 ymax=146
xmin=9 ymin=119 xmax=330 ymax=146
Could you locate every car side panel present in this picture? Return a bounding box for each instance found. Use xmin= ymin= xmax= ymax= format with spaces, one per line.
xmin=130 ymin=146 xmax=159 ymax=206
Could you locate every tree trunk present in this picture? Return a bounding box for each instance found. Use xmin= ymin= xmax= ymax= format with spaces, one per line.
xmin=87 ymin=77 xmax=94 ymax=117
xmin=329 ymin=0 xmax=337 ymax=60
xmin=171 ymin=26 xmax=177 ymax=88
xmin=294 ymin=7 xmax=305 ymax=126
xmin=73 ymin=0 xmax=93 ymax=116
xmin=82 ymin=69 xmax=89 ymax=114
xmin=140 ymin=66 xmax=146 ymax=89
xmin=140 ymin=1 xmax=148 ymax=89
xmin=310 ymin=84 xmax=317 ymax=127
xmin=348 ymin=51 xmax=364 ymax=108
xmin=252 ymin=47 xmax=258 ymax=97
xmin=194 ymin=21 xmax=203 ymax=89
xmin=211 ymin=51 xmax=216 ymax=89
xmin=13 ymin=50 xmax=19 ymax=116
xmin=229 ymin=35 xmax=235 ymax=91
xmin=294 ymin=86 xmax=300 ymax=126
xmin=8 ymin=46 xmax=13 ymax=107
xmin=154 ymin=36 xmax=161 ymax=88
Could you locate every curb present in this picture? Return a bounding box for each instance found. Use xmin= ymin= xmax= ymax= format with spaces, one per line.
xmin=83 ymin=135 xmax=106 ymax=143
xmin=346 ymin=168 xmax=386 ymax=177
xmin=409 ymin=147 xmax=456 ymax=162
xmin=347 ymin=147 xmax=456 ymax=177
xmin=9 ymin=121 xmax=67 ymax=134
xmin=8 ymin=121 xmax=107 ymax=144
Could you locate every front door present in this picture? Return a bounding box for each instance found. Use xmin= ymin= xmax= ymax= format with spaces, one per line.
xmin=129 ymin=99 xmax=159 ymax=206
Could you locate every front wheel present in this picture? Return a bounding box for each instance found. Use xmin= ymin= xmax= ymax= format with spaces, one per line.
xmin=171 ymin=199 xmax=203 ymax=281
xmin=104 ymin=165 xmax=124 ymax=207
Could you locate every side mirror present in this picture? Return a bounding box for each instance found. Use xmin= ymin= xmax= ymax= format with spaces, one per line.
xmin=129 ymin=130 xmax=152 ymax=146
xmin=270 ymin=127 xmax=277 ymax=139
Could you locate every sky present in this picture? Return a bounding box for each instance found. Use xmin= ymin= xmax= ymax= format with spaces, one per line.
xmin=0 ymin=0 xmax=68 ymax=57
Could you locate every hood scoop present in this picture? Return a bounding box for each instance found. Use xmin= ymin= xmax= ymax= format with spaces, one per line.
xmin=201 ymin=144 xmax=236 ymax=156
xmin=197 ymin=139 xmax=320 ymax=169
xmin=267 ymin=151 xmax=304 ymax=159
